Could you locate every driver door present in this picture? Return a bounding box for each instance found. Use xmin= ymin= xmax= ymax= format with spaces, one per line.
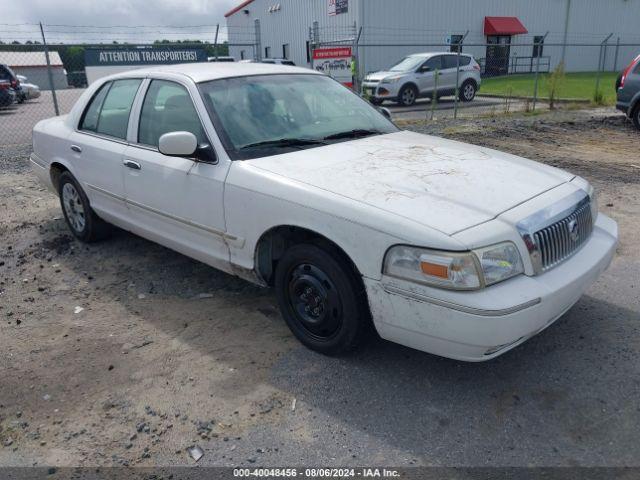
xmin=122 ymin=78 xmax=232 ymax=273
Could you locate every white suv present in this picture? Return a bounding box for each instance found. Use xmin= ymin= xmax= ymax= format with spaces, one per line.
xmin=362 ymin=52 xmax=482 ymax=106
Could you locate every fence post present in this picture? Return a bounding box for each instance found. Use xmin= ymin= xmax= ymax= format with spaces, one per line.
xmin=254 ymin=19 xmax=262 ymax=61
xmin=453 ymin=30 xmax=469 ymax=119
xmin=213 ymin=24 xmax=220 ymax=60
xmin=430 ymin=69 xmax=439 ymax=121
xmin=613 ymin=37 xmax=620 ymax=72
xmin=595 ymin=33 xmax=613 ymax=100
xmin=353 ymin=26 xmax=363 ymax=93
xmin=39 ymin=22 xmax=59 ymax=117
xmin=532 ymin=32 xmax=549 ymax=112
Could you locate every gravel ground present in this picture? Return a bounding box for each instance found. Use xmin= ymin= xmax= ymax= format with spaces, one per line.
xmin=0 ymin=109 xmax=639 ymax=469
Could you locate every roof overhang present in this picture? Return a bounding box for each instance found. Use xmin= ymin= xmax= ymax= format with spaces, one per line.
xmin=484 ymin=17 xmax=528 ymax=36
xmin=225 ymin=0 xmax=255 ymax=18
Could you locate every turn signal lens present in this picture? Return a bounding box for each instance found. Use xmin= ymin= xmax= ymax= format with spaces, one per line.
xmin=420 ymin=260 xmax=449 ymax=278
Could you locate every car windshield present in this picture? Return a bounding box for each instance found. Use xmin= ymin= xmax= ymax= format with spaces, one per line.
xmin=198 ymin=74 xmax=397 ymax=159
xmin=389 ymin=56 xmax=426 ymax=72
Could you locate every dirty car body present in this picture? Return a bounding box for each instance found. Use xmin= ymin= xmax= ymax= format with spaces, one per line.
xmin=30 ymin=63 xmax=617 ymax=361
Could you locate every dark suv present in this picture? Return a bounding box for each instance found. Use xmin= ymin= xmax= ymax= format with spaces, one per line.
xmin=616 ymin=54 xmax=640 ymax=130
xmin=0 ymin=63 xmax=25 ymax=103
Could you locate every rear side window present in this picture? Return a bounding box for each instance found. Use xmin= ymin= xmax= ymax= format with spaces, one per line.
xmin=442 ymin=55 xmax=471 ymax=69
xmin=80 ymin=79 xmax=141 ymax=139
xmin=0 ymin=65 xmax=12 ymax=81
xmin=138 ymin=80 xmax=206 ymax=148
xmin=96 ymin=79 xmax=142 ymax=139
xmin=80 ymin=82 xmax=111 ymax=132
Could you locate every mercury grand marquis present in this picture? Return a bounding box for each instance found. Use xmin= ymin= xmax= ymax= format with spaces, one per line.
xmin=30 ymin=63 xmax=618 ymax=361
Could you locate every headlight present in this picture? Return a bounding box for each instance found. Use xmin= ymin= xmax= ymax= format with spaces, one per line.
xmin=383 ymin=242 xmax=524 ymax=290
xmin=473 ymin=242 xmax=524 ymax=286
xmin=381 ymin=76 xmax=402 ymax=84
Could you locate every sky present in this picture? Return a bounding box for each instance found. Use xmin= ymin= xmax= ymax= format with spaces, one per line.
xmin=1 ymin=0 xmax=240 ymax=44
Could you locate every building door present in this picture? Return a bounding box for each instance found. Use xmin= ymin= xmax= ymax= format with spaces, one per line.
xmin=485 ymin=35 xmax=511 ymax=76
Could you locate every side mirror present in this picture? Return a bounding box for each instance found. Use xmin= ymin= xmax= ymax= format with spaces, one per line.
xmin=158 ymin=131 xmax=197 ymax=157
xmin=379 ymin=107 xmax=392 ymax=120
xmin=418 ymin=66 xmax=431 ymax=73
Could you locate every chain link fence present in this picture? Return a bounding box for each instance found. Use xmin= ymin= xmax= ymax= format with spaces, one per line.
xmin=1 ymin=22 xmax=639 ymax=148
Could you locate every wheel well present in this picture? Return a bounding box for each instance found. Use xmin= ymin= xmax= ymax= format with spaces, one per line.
xmin=462 ymin=78 xmax=477 ymax=88
xmin=50 ymin=162 xmax=69 ymax=194
xmin=400 ymin=82 xmax=418 ymax=93
xmin=254 ymin=226 xmax=363 ymax=288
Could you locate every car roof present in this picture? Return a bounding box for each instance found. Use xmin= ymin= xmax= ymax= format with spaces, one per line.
xmin=408 ymin=52 xmax=472 ymax=58
xmin=108 ymin=62 xmax=318 ymax=83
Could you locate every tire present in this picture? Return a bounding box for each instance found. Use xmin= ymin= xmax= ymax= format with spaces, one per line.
xmin=58 ymin=171 xmax=111 ymax=242
xmin=274 ymin=243 xmax=369 ymax=355
xmin=397 ymin=84 xmax=418 ymax=107
xmin=459 ymin=79 xmax=477 ymax=102
xmin=632 ymin=103 xmax=640 ymax=131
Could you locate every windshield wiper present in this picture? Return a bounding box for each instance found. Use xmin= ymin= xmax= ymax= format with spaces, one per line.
xmin=323 ymin=129 xmax=383 ymax=141
xmin=239 ymin=137 xmax=326 ymax=150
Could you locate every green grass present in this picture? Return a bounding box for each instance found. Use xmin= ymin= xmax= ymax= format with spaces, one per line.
xmin=480 ymin=72 xmax=618 ymax=105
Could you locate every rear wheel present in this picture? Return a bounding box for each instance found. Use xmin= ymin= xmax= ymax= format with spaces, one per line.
xmin=274 ymin=244 xmax=369 ymax=355
xmin=632 ymin=103 xmax=640 ymax=130
xmin=459 ymin=80 xmax=477 ymax=102
xmin=397 ymin=84 xmax=418 ymax=107
xmin=58 ymin=171 xmax=111 ymax=242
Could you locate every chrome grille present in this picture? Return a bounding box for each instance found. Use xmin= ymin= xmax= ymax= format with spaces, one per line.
xmin=533 ymin=200 xmax=593 ymax=271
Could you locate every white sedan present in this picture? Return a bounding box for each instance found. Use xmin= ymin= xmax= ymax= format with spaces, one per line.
xmin=30 ymin=63 xmax=618 ymax=361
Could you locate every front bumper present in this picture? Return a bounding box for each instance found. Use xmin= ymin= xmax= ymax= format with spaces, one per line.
xmin=365 ymin=214 xmax=618 ymax=362
xmin=362 ymin=82 xmax=400 ymax=100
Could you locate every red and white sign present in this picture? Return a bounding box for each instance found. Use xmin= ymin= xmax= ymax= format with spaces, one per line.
xmin=312 ymin=46 xmax=352 ymax=88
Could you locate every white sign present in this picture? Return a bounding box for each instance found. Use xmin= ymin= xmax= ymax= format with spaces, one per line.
xmin=312 ymin=47 xmax=353 ymax=87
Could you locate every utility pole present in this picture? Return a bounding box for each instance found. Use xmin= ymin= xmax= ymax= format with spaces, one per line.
xmin=39 ymin=22 xmax=59 ymax=116
xmin=213 ymin=24 xmax=220 ymax=60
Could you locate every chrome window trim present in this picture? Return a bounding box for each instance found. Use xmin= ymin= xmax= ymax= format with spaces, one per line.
xmin=516 ymin=190 xmax=590 ymax=274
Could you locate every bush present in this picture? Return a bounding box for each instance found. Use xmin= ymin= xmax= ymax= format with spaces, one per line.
xmin=547 ymin=63 xmax=566 ymax=109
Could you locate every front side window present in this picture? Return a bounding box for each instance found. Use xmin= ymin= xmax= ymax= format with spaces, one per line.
xmin=422 ymin=56 xmax=442 ymax=71
xmin=199 ymin=74 xmax=397 ymax=160
xmin=138 ymin=79 xmax=206 ymax=148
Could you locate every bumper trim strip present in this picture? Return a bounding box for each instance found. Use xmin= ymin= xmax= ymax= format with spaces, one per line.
xmin=382 ymin=284 xmax=541 ymax=317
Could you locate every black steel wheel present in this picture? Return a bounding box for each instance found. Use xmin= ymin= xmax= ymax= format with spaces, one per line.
xmin=274 ymin=243 xmax=369 ymax=355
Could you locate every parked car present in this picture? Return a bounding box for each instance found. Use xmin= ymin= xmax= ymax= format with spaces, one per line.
xmin=17 ymin=74 xmax=41 ymax=100
xmin=30 ymin=63 xmax=617 ymax=361
xmin=208 ymin=56 xmax=235 ymax=62
xmin=0 ymin=80 xmax=16 ymax=108
xmin=261 ymin=58 xmax=296 ymax=66
xmin=616 ymin=54 xmax=640 ymax=130
xmin=362 ymin=52 xmax=481 ymax=106
xmin=0 ymin=63 xmax=25 ymax=103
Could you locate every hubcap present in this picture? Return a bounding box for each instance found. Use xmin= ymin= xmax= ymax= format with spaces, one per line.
xmin=402 ymin=89 xmax=415 ymax=105
xmin=287 ymin=263 xmax=342 ymax=340
xmin=464 ymin=84 xmax=474 ymax=99
xmin=62 ymin=183 xmax=86 ymax=232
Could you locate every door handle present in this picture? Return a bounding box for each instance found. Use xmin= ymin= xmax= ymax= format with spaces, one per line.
xmin=123 ymin=159 xmax=141 ymax=170
xmin=70 ymin=145 xmax=82 ymax=153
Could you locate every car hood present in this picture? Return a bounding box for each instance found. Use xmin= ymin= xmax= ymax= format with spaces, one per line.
xmin=365 ymin=71 xmax=402 ymax=82
xmin=246 ymin=131 xmax=574 ymax=236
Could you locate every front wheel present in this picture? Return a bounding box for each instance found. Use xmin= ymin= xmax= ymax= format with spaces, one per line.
xmin=58 ymin=171 xmax=111 ymax=242
xmin=274 ymin=244 xmax=369 ymax=355
xmin=397 ymin=84 xmax=418 ymax=107
xmin=459 ymin=80 xmax=477 ymax=102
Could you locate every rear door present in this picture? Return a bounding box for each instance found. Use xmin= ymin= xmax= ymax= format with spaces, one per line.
xmin=122 ymin=78 xmax=231 ymax=273
xmin=439 ymin=55 xmax=461 ymax=92
xmin=68 ymin=78 xmax=142 ymax=222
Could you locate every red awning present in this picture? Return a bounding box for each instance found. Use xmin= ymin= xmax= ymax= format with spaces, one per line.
xmin=484 ymin=17 xmax=528 ymax=36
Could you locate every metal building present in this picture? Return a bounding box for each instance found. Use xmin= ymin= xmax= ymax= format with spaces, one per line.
xmin=0 ymin=51 xmax=67 ymax=90
xmin=226 ymin=0 xmax=640 ymax=76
